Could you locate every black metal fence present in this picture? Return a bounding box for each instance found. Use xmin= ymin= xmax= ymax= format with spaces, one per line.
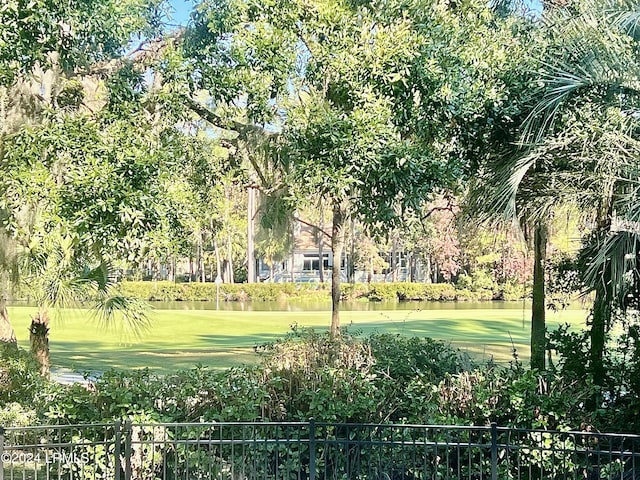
xmin=1 ymin=421 xmax=639 ymax=480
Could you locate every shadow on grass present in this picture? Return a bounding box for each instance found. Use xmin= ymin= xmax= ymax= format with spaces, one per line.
xmin=195 ymin=333 xmax=282 ymax=346
xmin=44 ymin=311 xmax=581 ymax=374
xmin=49 ymin=339 xmax=261 ymax=373
xmin=341 ymin=318 xmax=529 ymax=362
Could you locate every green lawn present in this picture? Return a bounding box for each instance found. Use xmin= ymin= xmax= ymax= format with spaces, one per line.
xmin=7 ymin=305 xmax=588 ymax=373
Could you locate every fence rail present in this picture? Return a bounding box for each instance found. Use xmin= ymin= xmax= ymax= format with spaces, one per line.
xmin=1 ymin=421 xmax=639 ymax=480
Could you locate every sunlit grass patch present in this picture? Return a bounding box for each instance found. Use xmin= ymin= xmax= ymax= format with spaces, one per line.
xmin=7 ymin=305 xmax=588 ymax=373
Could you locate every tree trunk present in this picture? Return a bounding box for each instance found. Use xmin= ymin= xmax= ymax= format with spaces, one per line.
xmin=0 ymin=296 xmax=17 ymax=345
xmin=214 ymin=238 xmax=222 ymax=281
xmin=247 ymin=186 xmax=256 ymax=283
xmin=290 ymin=229 xmax=296 ymax=283
xmin=30 ymin=309 xmax=50 ymax=377
xmin=330 ymin=203 xmax=346 ymax=339
xmin=200 ymin=257 xmax=206 ymax=283
xmin=199 ymin=234 xmax=206 ymax=283
xmin=391 ymin=236 xmax=398 ymax=282
xmin=318 ymin=207 xmax=325 ymax=283
xmin=409 ymin=253 xmax=416 ymax=283
xmin=530 ymin=222 xmax=547 ymax=371
xmin=226 ymin=232 xmax=234 ymax=284
xmin=168 ymin=256 xmax=175 ymax=282
xmin=349 ymin=217 xmax=355 ymax=283
xmin=425 ymin=255 xmax=432 ymax=284
xmin=224 ymin=184 xmax=235 ymax=284
xmin=590 ymin=270 xmax=611 ymax=393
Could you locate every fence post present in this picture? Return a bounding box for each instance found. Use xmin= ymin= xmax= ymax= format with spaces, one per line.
xmin=491 ymin=422 xmax=498 ymax=480
xmin=309 ymin=418 xmax=316 ymax=480
xmin=0 ymin=426 xmax=4 ymax=480
xmin=124 ymin=420 xmax=132 ymax=480
xmin=114 ymin=421 xmax=121 ymax=480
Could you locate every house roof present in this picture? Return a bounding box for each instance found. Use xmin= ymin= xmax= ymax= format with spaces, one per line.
xmin=294 ymin=220 xmax=331 ymax=252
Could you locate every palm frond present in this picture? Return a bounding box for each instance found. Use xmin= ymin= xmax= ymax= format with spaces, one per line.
xmin=80 ymin=261 xmax=111 ymax=293
xmin=523 ymin=0 xmax=640 ymax=143
xmin=607 ymin=0 xmax=640 ymax=40
xmin=581 ymin=229 xmax=640 ymax=308
xmin=40 ymin=276 xmax=90 ymax=310
xmin=91 ymin=294 xmax=151 ymax=339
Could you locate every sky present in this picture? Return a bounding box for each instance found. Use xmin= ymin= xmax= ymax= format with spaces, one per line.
xmin=167 ymin=0 xmax=192 ymax=26
xmin=167 ymin=0 xmax=543 ymax=26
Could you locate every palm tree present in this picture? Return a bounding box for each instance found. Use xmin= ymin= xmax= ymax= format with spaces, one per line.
xmin=467 ymin=138 xmax=576 ymax=370
xmin=23 ymin=231 xmax=149 ymax=376
xmin=470 ymin=0 xmax=640 ymax=381
xmin=526 ymin=0 xmax=640 ymax=389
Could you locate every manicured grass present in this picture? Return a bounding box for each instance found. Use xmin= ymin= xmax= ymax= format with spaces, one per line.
xmin=7 ymin=305 xmax=588 ymax=373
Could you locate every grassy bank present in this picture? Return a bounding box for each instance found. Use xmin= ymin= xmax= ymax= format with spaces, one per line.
xmin=7 ymin=305 xmax=587 ymax=373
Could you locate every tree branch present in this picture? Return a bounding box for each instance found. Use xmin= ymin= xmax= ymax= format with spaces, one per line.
xmin=82 ymin=29 xmax=186 ymax=77
xmin=295 ymin=217 xmax=332 ymax=240
xmin=420 ymin=197 xmax=458 ymax=221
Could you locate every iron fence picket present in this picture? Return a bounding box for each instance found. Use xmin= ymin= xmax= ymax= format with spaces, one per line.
xmin=0 ymin=422 xmax=639 ymax=480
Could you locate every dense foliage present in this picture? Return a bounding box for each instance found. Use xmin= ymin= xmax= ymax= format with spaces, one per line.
xmin=0 ymin=329 xmax=637 ymax=435
xmin=2 ymin=0 xmax=640 ymax=444
xmin=117 ymin=280 xmax=526 ymax=302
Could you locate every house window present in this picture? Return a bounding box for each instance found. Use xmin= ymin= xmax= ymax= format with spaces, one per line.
xmin=303 ymin=254 xmax=317 ymax=271
xmin=303 ymin=253 xmax=330 ymax=271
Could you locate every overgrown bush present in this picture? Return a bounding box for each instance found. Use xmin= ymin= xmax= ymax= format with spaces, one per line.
xmin=547 ymin=318 xmax=640 ymax=433
xmin=367 ymin=283 xmax=458 ymax=301
xmin=457 ymin=271 xmax=496 ymax=292
xmin=500 ymin=281 xmax=528 ymax=301
xmin=454 ymin=288 xmax=495 ymax=301
xmin=432 ymin=366 xmax=595 ymax=428
xmin=119 ymin=281 xmax=327 ymax=302
xmin=16 ymin=324 xmax=640 ymax=434
xmin=368 ymin=334 xmax=473 ymax=382
xmin=0 ymin=402 xmax=37 ymax=427
xmin=0 ymin=345 xmax=45 ymax=405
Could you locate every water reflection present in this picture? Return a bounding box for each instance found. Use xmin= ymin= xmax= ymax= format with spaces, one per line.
xmin=150 ymin=300 xmax=534 ymax=312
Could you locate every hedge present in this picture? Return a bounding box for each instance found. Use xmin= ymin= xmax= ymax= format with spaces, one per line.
xmin=119 ymin=281 xmax=527 ymax=302
xmin=118 ymin=281 xmax=328 ymax=302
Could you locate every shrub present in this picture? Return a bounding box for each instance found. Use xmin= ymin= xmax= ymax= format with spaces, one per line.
xmin=500 ymin=281 xmax=528 ymax=301
xmin=340 ymin=283 xmax=370 ymax=300
xmin=455 ymin=288 xmax=495 ymax=301
xmin=0 ymin=345 xmax=45 ymax=406
xmin=426 ymin=283 xmax=457 ymax=301
xmin=368 ymin=334 xmax=473 ymax=383
xmin=456 ymin=271 xmax=498 ymax=296
xmin=367 ymin=283 xmax=398 ymax=301
xmin=0 ymin=402 xmax=37 ymax=427
xmin=120 ymin=281 xmax=467 ymax=303
xmin=433 ymin=367 xmax=595 ymax=429
xmin=118 ymin=281 xmax=331 ymax=302
xmin=32 ymin=326 xmax=634 ymax=434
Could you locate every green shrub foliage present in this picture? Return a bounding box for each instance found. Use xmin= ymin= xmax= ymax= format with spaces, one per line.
xmin=0 ymin=345 xmax=45 ymax=405
xmin=119 ymin=281 xmax=515 ymax=302
xmin=7 ymin=327 xmax=624 ymax=434
xmin=6 ymin=322 xmax=640 ymax=435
